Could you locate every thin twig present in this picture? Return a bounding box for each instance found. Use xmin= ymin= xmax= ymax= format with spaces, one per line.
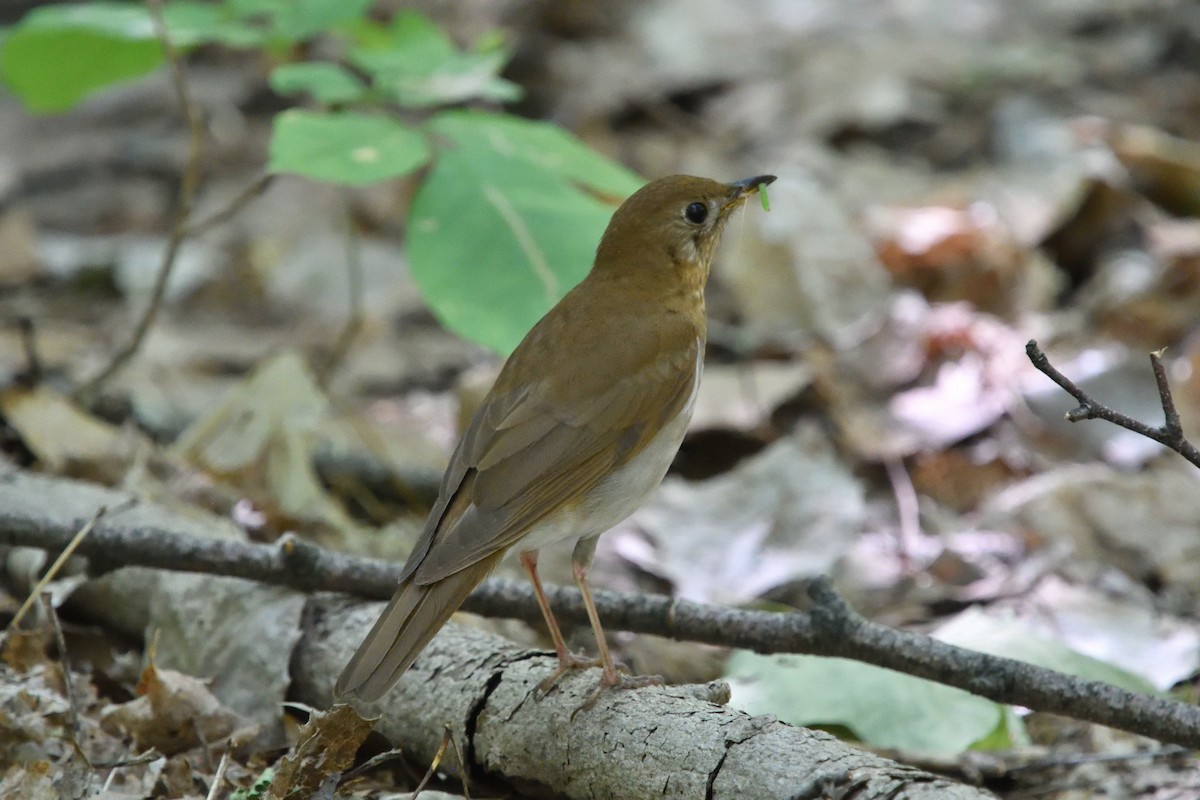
xmin=181 ymin=173 xmax=274 ymax=237
xmin=316 ymin=191 xmax=366 ymax=388
xmin=204 ymin=750 xmax=230 ymax=800
xmin=7 ymin=503 xmax=118 ymax=631
xmin=410 ymin=726 xmax=453 ymax=799
xmin=92 ymin=750 xmax=163 ymax=770
xmin=445 ymin=723 xmax=471 ymax=800
xmin=1025 ymin=340 xmax=1200 ymax=468
xmin=883 ymin=457 xmax=919 ymax=572
xmin=75 ymin=0 xmax=205 ymax=404
xmin=17 ymin=316 xmax=43 ymax=386
xmin=42 ymin=592 xmax=81 ymax=742
xmin=338 ymin=747 xmax=407 ymax=785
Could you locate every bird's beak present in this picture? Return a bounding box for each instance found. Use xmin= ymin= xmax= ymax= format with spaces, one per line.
xmin=721 ymin=174 xmax=776 ymax=213
xmin=729 ymin=174 xmax=777 ymax=196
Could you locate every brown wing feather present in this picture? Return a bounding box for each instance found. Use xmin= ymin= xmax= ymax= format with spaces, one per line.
xmin=413 ymin=342 xmax=697 ymax=584
xmin=410 ymin=289 xmax=701 ymax=585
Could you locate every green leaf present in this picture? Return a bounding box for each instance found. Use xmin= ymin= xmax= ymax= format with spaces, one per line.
xmin=350 ymin=12 xmax=455 ymax=66
xmin=935 ymin=607 xmax=1159 ymax=695
xmin=1 ymin=25 xmax=163 ymax=113
xmin=348 ymin=12 xmax=520 ymax=107
xmin=270 ymin=62 xmax=366 ymax=104
xmin=226 ymin=0 xmax=373 ymax=42
xmin=726 ymin=652 xmax=1006 ymax=755
xmin=0 ymin=2 xmax=260 ymax=113
xmin=267 ymin=109 xmax=431 ymax=185
xmin=406 ymin=111 xmax=643 ymax=353
xmin=725 ymin=607 xmax=1160 ymax=756
xmin=371 ymin=50 xmax=521 ymax=107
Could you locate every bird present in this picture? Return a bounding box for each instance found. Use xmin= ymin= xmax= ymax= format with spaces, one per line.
xmin=336 ymin=173 xmax=776 ymax=703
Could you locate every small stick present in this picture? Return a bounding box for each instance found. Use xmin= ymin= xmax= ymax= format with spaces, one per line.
xmin=1025 ymin=340 xmax=1200 ymax=469
xmin=338 ymin=747 xmax=407 ymax=785
xmin=76 ymin=0 xmax=205 ymax=403
xmin=204 ymin=750 xmax=231 ymax=800
xmin=7 ymin=503 xmax=119 ymax=632
xmin=182 ymin=173 xmax=274 ymax=237
xmin=409 ymin=725 xmax=453 ymax=799
xmin=17 ymin=316 xmax=43 ymax=385
xmin=42 ymin=592 xmax=81 ymax=742
xmin=884 ymin=457 xmax=919 ymax=572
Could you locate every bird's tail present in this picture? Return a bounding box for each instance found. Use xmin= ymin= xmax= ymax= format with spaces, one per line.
xmin=335 ymin=552 xmax=503 ymax=703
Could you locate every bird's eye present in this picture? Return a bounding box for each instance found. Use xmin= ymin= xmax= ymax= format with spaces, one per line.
xmin=684 ymin=202 xmax=708 ymax=224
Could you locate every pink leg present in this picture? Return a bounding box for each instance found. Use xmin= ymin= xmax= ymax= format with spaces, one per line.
xmin=519 ymin=550 xmax=572 ymax=667
xmin=571 ymin=537 xmax=620 ymax=685
xmin=571 ymin=536 xmax=660 ymax=710
xmin=520 ymin=550 xmax=602 ymax=692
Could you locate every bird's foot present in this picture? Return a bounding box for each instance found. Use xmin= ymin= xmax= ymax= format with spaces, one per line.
xmin=571 ymin=671 xmax=664 ymax=718
xmin=536 ymin=652 xmax=605 ymax=696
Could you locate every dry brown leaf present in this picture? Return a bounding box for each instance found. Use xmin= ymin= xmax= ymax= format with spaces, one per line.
xmin=0 ymin=211 xmax=39 ymax=287
xmin=173 ymin=351 xmax=357 ymax=534
xmin=0 ymin=761 xmax=57 ymax=800
xmin=0 ymin=664 xmax=71 ymax=756
xmin=267 ymin=705 xmax=374 ymax=799
xmin=983 ymin=461 xmax=1200 ymax=593
xmin=887 ymin=304 xmax=1029 ymax=452
xmin=1082 ymin=217 xmax=1200 ymax=346
xmin=910 ymin=448 xmax=1022 ymax=513
xmin=0 ymin=628 xmax=50 ymax=673
xmin=0 ymin=386 xmax=143 ymax=482
xmin=100 ymin=662 xmax=258 ymax=756
xmin=869 ymin=203 xmax=1027 ymax=315
xmin=1105 ymin=122 xmax=1200 ymax=218
xmin=623 ymin=423 xmax=865 ymax=605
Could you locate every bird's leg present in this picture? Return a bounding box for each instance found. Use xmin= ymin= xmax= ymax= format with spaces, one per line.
xmin=571 ymin=536 xmax=660 ymax=712
xmin=519 ymin=550 xmax=571 ymax=665
xmin=570 ymin=535 xmax=619 ymax=685
xmin=519 ymin=550 xmax=601 ymax=693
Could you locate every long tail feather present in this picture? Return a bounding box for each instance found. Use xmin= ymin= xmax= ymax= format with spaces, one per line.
xmin=335 ymin=552 xmax=502 ymax=702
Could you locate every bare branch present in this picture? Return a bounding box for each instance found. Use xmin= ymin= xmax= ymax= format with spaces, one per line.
xmin=76 ymin=0 xmax=205 ymax=403
xmin=1025 ymin=340 xmax=1200 ymax=468
xmin=182 ymin=173 xmax=274 ymax=237
xmin=7 ymin=502 xmax=117 ymax=631
xmin=2 ymin=470 xmax=1199 ymax=748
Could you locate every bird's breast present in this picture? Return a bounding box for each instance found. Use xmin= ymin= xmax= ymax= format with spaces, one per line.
xmin=513 ymin=342 xmax=703 ymax=552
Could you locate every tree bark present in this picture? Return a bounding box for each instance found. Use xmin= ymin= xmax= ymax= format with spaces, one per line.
xmin=294 ymin=595 xmax=995 ymax=800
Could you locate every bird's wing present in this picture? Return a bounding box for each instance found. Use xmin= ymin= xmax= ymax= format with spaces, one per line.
xmin=408 ymin=307 xmax=700 ymax=585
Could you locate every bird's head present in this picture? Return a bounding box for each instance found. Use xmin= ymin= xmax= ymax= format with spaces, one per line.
xmin=594 ymin=174 xmax=776 ymax=286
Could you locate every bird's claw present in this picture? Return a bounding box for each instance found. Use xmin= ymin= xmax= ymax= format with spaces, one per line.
xmin=570 ymin=672 xmax=664 ymax=719
xmin=536 ymin=652 xmax=605 ymax=696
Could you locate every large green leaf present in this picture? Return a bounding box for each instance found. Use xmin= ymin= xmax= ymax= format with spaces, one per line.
xmin=406 ymin=111 xmax=643 ymax=353
xmin=0 ymin=2 xmax=259 ymax=113
xmin=1 ymin=26 xmax=162 ymax=113
xmin=727 ymin=652 xmax=1005 ymax=755
xmin=268 ymin=110 xmax=431 ymax=185
xmin=726 ymin=607 xmax=1159 ymax=755
xmin=935 ymin=606 xmax=1158 ymax=694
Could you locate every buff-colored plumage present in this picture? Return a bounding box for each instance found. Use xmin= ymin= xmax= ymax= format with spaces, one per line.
xmin=337 ymin=174 xmax=775 ymax=702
